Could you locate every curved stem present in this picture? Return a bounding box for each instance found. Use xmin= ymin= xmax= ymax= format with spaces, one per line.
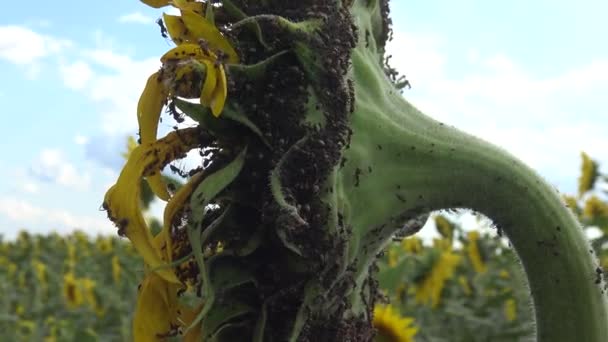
xmin=341 ymin=45 xmax=608 ymax=341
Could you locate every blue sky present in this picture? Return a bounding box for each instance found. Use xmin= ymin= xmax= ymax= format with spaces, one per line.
xmin=0 ymin=1 xmax=606 ymax=239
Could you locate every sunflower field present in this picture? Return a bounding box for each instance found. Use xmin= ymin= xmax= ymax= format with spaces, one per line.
xmin=1 ymin=152 xmax=605 ymax=341
xmin=375 ymin=152 xmax=608 ymax=342
xmin=0 ymin=232 xmax=143 ymax=341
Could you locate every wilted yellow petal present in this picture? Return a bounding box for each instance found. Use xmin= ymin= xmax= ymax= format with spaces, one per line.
xmin=138 ymin=72 xmax=171 ymax=201
xmin=133 ymin=272 xmax=179 ymax=342
xmin=172 ymin=0 xmax=205 ymax=14
xmin=161 ymin=43 xmax=208 ymax=63
xmin=141 ymin=0 xmax=171 ymax=8
xmin=172 ymin=63 xmax=199 ymax=97
xmin=162 ymin=13 xmax=195 ymax=45
xmin=180 ymin=9 xmax=239 ymax=63
xmin=160 ymin=171 xmax=205 ymax=261
xmin=138 ymin=73 xmax=167 ymax=145
xmin=103 ymin=128 xmax=201 ymax=283
xmin=180 ymin=304 xmax=204 ymax=342
xmin=200 ymin=60 xmax=217 ymax=106
xmin=210 ymin=64 xmax=227 ymax=117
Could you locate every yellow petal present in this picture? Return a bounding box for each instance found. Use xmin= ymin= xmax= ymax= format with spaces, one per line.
xmin=154 ymin=172 xmax=203 ymax=262
xmin=141 ymin=0 xmax=171 ymax=8
xmin=200 ymin=60 xmax=217 ymax=106
xmin=210 ymin=64 xmax=227 ymax=117
xmin=137 ymin=72 xmax=171 ymax=201
xmin=161 ymin=43 xmax=207 ymax=63
xmin=138 ymin=72 xmax=167 ymax=145
xmin=162 ymin=13 xmax=195 ymax=45
xmin=180 ymin=304 xmax=204 ymax=342
xmin=172 ymin=0 xmax=205 ymax=14
xmin=133 ymin=273 xmax=178 ymax=341
xmin=103 ymin=128 xmax=201 ymax=283
xmin=180 ymin=9 xmax=239 ymax=64
xmin=173 ymin=63 xmax=198 ymax=97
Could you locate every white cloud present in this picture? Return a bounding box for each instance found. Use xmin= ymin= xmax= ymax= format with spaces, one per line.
xmin=60 ymin=60 xmax=93 ymax=90
xmin=0 ymin=197 xmax=112 ymax=238
xmin=30 ymin=148 xmax=91 ymax=191
xmin=118 ymin=12 xmax=154 ymax=24
xmin=74 ymin=134 xmax=89 ymax=145
xmin=0 ymin=25 xmax=71 ymax=71
xmin=22 ymin=182 xmax=39 ymax=194
xmin=65 ymin=48 xmax=160 ymax=135
xmin=386 ymin=29 xmax=608 ymax=193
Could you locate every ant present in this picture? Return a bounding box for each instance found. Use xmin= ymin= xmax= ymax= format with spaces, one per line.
xmin=156 ymin=18 xmax=168 ymax=39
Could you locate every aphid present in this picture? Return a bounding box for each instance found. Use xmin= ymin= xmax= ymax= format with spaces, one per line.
xmin=197 ymin=38 xmax=211 ymax=56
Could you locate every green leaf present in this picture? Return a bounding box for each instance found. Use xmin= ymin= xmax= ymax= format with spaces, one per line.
xmin=185 ymin=146 xmax=248 ymax=331
xmin=202 ymin=297 xmax=253 ymax=340
xmin=208 ymin=256 xmax=255 ymax=290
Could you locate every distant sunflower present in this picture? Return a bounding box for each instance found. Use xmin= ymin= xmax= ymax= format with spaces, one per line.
xmin=63 ymin=272 xmax=83 ymax=308
xmin=504 ymin=298 xmax=517 ymax=322
xmin=466 ymin=231 xmax=487 ymax=274
xmin=373 ymin=304 xmax=418 ymax=342
xmin=414 ymin=250 xmax=460 ymax=307
xmin=578 ymin=152 xmax=598 ymax=197
xmin=583 ymin=195 xmax=608 ymax=219
xmin=401 ymin=237 xmax=422 ymax=254
xmin=112 ymin=255 xmax=121 ymax=284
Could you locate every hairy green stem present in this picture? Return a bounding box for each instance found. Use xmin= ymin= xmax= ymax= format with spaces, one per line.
xmin=339 ymin=42 xmax=608 ymax=341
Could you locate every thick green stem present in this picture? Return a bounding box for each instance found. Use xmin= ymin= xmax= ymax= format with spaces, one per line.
xmin=340 ymin=43 xmax=608 ymax=341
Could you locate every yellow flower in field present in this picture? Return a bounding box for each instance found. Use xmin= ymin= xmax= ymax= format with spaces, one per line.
xmin=499 ymin=270 xmax=510 ymax=279
xmin=7 ymin=262 xmax=17 ymax=279
xmin=112 ymin=255 xmax=122 ymax=284
xmin=18 ymin=271 xmax=26 ymax=289
xmin=388 ymin=248 xmax=398 ymax=267
xmin=504 ymin=298 xmax=517 ymax=322
xmin=32 ymin=259 xmax=48 ymax=295
xmin=17 ymin=320 xmax=36 ymax=335
xmin=583 ymin=195 xmax=608 ymax=219
xmin=415 ymin=250 xmax=460 ymax=308
xmin=32 ymin=259 xmax=47 ymax=284
xmin=599 ymin=256 xmax=608 ymax=270
xmin=122 ymin=135 xmax=139 ymax=160
xmin=432 ymin=237 xmax=452 ymax=251
xmin=63 ymin=272 xmax=83 ymax=309
xmin=401 ymin=237 xmax=422 ymax=254
xmin=15 ymin=304 xmax=25 ymax=316
xmin=458 ymin=275 xmax=472 ymax=296
xmin=563 ymin=194 xmax=579 ymax=212
xmin=373 ymin=304 xmax=418 ymax=342
xmin=44 ymin=316 xmax=58 ymax=342
xmin=466 ymin=231 xmax=487 ymax=274
xmin=435 ymin=215 xmax=454 ymax=242
xmin=66 ymin=240 xmax=76 ymax=271
xmin=578 ymin=152 xmax=598 ymax=197
xmin=95 ymin=235 xmax=114 ymax=254
xmin=80 ymin=278 xmax=104 ymax=317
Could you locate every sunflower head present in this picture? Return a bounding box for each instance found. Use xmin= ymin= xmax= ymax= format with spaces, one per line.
xmin=63 ymin=272 xmax=83 ymax=309
xmin=578 ymin=152 xmax=598 ymax=197
xmin=373 ymin=304 xmax=418 ymax=342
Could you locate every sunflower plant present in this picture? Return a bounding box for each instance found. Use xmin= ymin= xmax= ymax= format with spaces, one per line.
xmin=101 ymin=0 xmax=607 ymax=341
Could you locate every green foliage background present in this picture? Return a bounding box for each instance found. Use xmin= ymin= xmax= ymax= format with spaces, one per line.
xmin=1 ymin=153 xmax=606 ymax=341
